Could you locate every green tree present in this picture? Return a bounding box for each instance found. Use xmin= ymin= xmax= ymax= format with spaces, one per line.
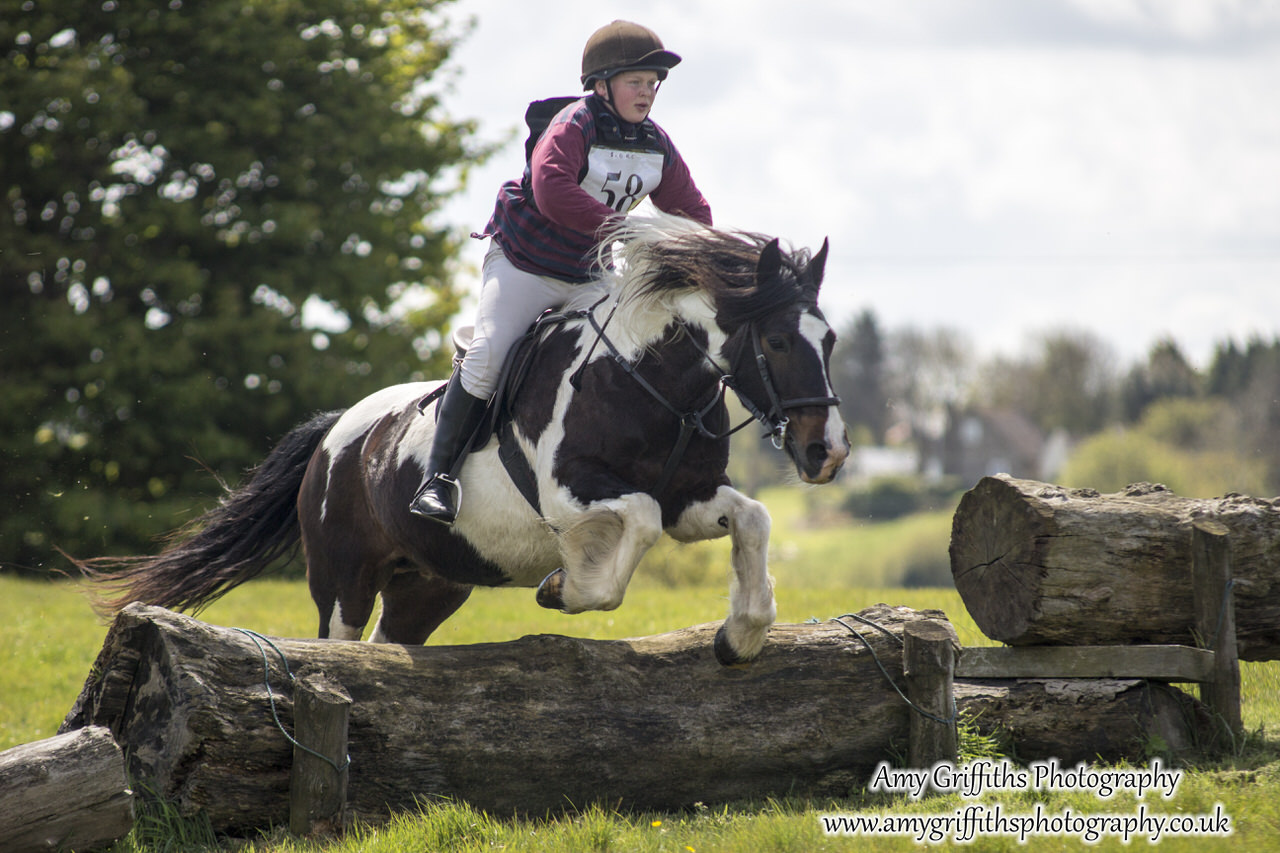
xmin=1058 ymin=397 xmax=1267 ymax=497
xmin=831 ymin=309 xmax=889 ymax=444
xmin=1205 ymin=337 xmax=1280 ymax=494
xmin=1 ymin=0 xmax=492 ymax=572
xmin=975 ymin=329 xmax=1118 ymax=437
xmin=1119 ymin=338 xmax=1199 ymax=422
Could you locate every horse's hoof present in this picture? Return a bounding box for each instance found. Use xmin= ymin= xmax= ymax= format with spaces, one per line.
xmin=536 ymin=568 xmax=567 ymax=611
xmin=714 ymin=624 xmax=751 ymax=666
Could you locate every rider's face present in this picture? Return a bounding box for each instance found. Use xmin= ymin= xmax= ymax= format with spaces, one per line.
xmin=596 ymin=71 xmax=661 ymax=124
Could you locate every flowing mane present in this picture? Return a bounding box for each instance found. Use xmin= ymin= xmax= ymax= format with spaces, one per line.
xmin=574 ymin=214 xmax=821 ymax=342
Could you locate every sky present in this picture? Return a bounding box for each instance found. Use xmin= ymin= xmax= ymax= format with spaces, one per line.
xmin=432 ymin=0 xmax=1280 ymax=370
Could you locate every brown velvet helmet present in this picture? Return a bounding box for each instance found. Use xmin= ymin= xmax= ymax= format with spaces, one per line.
xmin=581 ymin=20 xmax=682 ymax=90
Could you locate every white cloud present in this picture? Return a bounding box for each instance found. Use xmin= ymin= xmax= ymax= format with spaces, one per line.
xmin=439 ymin=0 xmax=1280 ymax=367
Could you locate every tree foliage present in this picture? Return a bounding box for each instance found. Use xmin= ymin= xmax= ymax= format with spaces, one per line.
xmin=830 ymin=310 xmax=889 ymax=444
xmin=824 ymin=306 xmax=1279 ymax=498
xmin=973 ymin=329 xmax=1119 ymax=436
xmin=1 ymin=0 xmax=491 ymax=571
xmin=1119 ymin=337 xmax=1199 ymax=421
xmin=1058 ymin=397 xmax=1270 ymax=498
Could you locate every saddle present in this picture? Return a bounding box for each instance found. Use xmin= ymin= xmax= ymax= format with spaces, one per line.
xmin=417 ymin=310 xmax=574 ymax=516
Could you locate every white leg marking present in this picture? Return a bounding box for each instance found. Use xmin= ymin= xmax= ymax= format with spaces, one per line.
xmin=672 ymin=486 xmax=776 ymax=660
xmin=367 ymin=599 xmax=396 ymax=643
xmin=559 ymin=493 xmax=663 ymax=613
xmin=327 ymin=601 xmax=364 ymax=642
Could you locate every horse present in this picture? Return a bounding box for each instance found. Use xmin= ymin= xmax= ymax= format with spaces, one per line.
xmin=82 ymin=214 xmax=849 ymax=665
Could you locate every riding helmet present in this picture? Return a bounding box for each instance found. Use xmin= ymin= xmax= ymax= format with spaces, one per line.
xmin=581 ymin=20 xmax=682 ymax=89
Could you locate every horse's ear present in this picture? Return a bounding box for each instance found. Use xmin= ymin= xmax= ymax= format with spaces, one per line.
xmin=807 ymin=238 xmax=830 ymax=293
xmin=756 ymin=238 xmax=783 ymax=283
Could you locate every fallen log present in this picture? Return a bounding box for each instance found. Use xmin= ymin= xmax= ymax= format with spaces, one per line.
xmin=0 ymin=726 xmax=134 ymax=853
xmin=949 ymin=474 xmax=1280 ymax=660
xmin=955 ymin=677 xmax=1203 ymax=764
xmin=62 ymin=603 xmax=1201 ymax=834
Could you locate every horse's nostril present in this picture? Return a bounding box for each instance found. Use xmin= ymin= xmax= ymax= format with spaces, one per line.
xmin=805 ymin=442 xmax=829 ymax=472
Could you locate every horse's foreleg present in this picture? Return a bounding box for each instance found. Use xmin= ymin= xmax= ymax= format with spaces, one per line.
xmin=670 ymin=485 xmax=776 ymax=664
xmin=548 ymin=493 xmax=663 ymax=613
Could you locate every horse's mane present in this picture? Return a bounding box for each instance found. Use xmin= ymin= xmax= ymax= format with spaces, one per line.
xmin=581 ymin=214 xmax=818 ymax=338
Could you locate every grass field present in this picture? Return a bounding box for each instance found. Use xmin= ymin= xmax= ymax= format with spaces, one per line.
xmin=4 ymin=491 xmax=1280 ymax=850
xmin=0 ymin=576 xmax=1005 ymax=752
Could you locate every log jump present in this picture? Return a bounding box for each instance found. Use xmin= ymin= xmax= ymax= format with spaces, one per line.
xmin=59 ymin=603 xmax=1201 ymax=835
xmin=29 ymin=474 xmax=1276 ymax=838
xmin=949 ymin=474 xmax=1280 ymax=660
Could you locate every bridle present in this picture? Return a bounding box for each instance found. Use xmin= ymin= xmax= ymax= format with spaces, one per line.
xmin=570 ymin=302 xmax=841 ymax=494
xmin=726 ymin=319 xmax=844 ymax=450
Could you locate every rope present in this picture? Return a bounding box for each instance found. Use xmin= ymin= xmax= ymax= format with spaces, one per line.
xmin=233 ymin=628 xmax=351 ymax=774
xmin=830 ymin=613 xmax=958 ymax=726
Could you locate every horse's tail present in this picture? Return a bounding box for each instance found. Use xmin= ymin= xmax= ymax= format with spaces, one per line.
xmin=77 ymin=409 xmax=345 ymax=617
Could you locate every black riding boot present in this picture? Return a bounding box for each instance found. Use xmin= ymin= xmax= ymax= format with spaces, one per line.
xmin=408 ymin=373 xmax=489 ymax=524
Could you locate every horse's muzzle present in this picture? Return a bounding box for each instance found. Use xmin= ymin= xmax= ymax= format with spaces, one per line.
xmin=788 ymin=411 xmax=850 ymax=484
xmin=798 ymin=439 xmax=849 ymax=484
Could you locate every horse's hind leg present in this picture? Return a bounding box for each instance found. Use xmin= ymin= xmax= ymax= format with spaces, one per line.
xmin=669 ymin=485 xmax=776 ymax=664
xmin=369 ymin=570 xmax=473 ymax=645
xmin=310 ymin=557 xmax=384 ymax=641
xmin=303 ymin=523 xmax=388 ymax=641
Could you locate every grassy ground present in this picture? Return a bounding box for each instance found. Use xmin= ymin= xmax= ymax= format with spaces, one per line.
xmin=0 ymin=576 xmax=1003 ymax=752
xmin=4 ymin=575 xmax=1280 ymax=851
xmin=4 ymin=489 xmax=1280 ymax=850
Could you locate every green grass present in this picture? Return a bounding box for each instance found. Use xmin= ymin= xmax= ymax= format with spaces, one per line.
xmin=6 ymin=575 xmax=1280 ymax=852
xmin=5 ymin=489 xmax=1280 ymax=851
xmin=0 ymin=575 xmax=998 ymax=752
xmin=0 ymin=578 xmax=108 ymax=750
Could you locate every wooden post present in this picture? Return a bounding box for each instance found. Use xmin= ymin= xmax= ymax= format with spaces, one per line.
xmin=1191 ymin=520 xmax=1243 ymax=742
xmin=289 ymin=669 xmax=351 ymax=837
xmin=904 ymin=620 xmax=959 ymax=769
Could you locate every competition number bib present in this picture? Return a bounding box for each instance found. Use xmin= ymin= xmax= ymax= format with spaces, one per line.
xmin=582 ymin=146 xmax=665 ymax=213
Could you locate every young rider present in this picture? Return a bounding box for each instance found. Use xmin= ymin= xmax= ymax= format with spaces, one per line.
xmin=410 ymin=20 xmax=713 ymax=524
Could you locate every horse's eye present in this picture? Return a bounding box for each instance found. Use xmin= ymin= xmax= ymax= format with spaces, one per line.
xmin=766 ymin=335 xmax=790 ymax=354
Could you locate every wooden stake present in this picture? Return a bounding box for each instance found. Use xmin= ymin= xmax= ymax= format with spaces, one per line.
xmin=904 ymin=620 xmax=959 ymax=770
xmin=1191 ymin=520 xmax=1243 ymax=742
xmin=289 ymin=669 xmax=351 ymax=837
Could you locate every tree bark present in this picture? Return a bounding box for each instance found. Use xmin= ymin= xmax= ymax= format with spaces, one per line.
xmin=63 ymin=603 xmax=1201 ymax=834
xmin=950 ymin=474 xmax=1280 ymax=660
xmin=956 ymin=678 xmax=1203 ymax=764
xmin=0 ymin=726 xmax=134 ymax=853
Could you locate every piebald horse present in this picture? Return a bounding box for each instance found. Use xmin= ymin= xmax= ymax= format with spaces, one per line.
xmin=84 ymin=215 xmax=849 ymax=664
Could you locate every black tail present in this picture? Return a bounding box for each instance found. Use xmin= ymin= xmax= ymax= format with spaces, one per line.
xmin=78 ymin=409 xmax=345 ymax=616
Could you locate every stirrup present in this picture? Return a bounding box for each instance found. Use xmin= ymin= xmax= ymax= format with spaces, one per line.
xmin=409 ymin=474 xmax=462 ymax=523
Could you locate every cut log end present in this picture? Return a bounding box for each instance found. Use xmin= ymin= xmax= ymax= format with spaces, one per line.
xmin=948 ymin=474 xmax=1058 ymax=643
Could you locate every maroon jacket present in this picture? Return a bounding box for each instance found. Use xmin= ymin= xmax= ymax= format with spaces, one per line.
xmin=482 ymin=94 xmax=712 ymax=282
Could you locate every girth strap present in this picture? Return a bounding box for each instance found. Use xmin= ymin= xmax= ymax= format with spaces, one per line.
xmin=498 ymin=419 xmax=542 ymax=517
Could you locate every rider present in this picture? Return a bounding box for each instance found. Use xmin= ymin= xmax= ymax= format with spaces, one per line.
xmin=409 ymin=20 xmax=714 ymax=524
